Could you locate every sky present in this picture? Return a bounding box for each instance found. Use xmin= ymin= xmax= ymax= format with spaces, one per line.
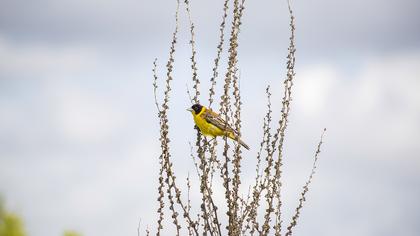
xmin=1 ymin=0 xmax=420 ymax=235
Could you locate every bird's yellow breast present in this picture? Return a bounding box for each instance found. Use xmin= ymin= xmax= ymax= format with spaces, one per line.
xmin=193 ymin=108 xmax=224 ymax=137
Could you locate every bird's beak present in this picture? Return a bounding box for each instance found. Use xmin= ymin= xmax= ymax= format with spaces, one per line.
xmin=187 ymin=108 xmax=193 ymax=112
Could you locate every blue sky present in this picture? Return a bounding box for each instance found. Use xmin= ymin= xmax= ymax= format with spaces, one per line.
xmin=1 ymin=0 xmax=420 ymax=235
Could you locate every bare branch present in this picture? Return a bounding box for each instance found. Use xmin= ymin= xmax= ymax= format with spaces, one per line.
xmin=285 ymin=129 xmax=326 ymax=236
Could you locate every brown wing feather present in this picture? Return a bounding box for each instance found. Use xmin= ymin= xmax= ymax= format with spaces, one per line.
xmin=201 ymin=108 xmax=250 ymax=150
xmin=201 ymin=109 xmax=237 ymax=134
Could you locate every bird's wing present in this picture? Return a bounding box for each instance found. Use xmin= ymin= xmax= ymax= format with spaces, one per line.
xmin=202 ymin=109 xmax=237 ymax=134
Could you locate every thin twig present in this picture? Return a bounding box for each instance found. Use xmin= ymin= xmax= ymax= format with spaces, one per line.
xmin=285 ymin=129 xmax=326 ymax=236
xmin=209 ymin=0 xmax=230 ymax=108
xmin=184 ymin=0 xmax=200 ymax=104
xmin=153 ymin=58 xmax=161 ymax=113
xmin=137 ymin=218 xmax=141 ymax=236
xmin=186 ymin=83 xmax=194 ymax=105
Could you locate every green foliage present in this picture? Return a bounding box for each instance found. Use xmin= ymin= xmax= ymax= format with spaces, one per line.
xmin=0 ymin=200 xmax=26 ymax=236
xmin=63 ymin=230 xmax=82 ymax=236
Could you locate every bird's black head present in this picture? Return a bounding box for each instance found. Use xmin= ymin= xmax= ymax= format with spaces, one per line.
xmin=191 ymin=104 xmax=203 ymax=114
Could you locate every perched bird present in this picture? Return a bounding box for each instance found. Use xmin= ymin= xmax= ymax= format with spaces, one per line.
xmin=187 ymin=103 xmax=250 ymax=150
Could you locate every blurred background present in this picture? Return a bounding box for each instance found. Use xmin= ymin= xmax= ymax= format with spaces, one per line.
xmin=1 ymin=0 xmax=419 ymax=235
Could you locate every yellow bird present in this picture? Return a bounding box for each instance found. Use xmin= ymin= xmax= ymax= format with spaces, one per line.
xmin=187 ymin=104 xmax=250 ymax=150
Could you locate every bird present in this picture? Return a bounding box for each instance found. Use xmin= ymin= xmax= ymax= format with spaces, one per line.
xmin=187 ymin=103 xmax=250 ymax=150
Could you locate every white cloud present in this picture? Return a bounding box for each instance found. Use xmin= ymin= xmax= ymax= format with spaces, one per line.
xmin=49 ymin=85 xmax=127 ymax=144
xmin=290 ymin=51 xmax=420 ymax=162
xmin=295 ymin=64 xmax=336 ymax=116
xmin=0 ymin=36 xmax=99 ymax=78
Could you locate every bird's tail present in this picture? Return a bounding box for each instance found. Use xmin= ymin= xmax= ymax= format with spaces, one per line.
xmin=228 ymin=133 xmax=250 ymax=150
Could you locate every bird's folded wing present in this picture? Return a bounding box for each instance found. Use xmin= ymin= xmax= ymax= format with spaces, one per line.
xmin=203 ymin=109 xmax=237 ymax=134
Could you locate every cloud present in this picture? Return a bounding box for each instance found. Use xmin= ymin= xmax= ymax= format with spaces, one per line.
xmin=50 ymin=85 xmax=128 ymax=145
xmin=1 ymin=0 xmax=419 ymax=54
xmin=294 ymin=64 xmax=337 ymax=116
xmin=0 ymin=36 xmax=100 ymax=79
xmin=285 ymin=50 xmax=420 ymax=157
xmin=0 ymin=30 xmax=161 ymax=235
